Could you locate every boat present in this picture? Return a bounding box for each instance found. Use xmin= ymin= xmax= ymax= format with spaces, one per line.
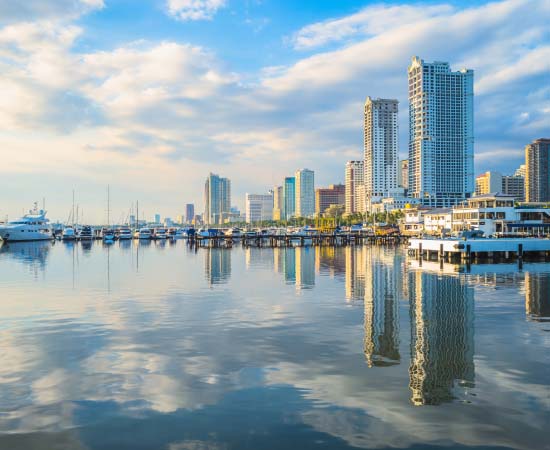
xmin=154 ymin=228 xmax=168 ymax=239
xmin=62 ymin=226 xmax=77 ymax=241
xmin=117 ymin=227 xmax=133 ymax=240
xmin=137 ymin=228 xmax=152 ymax=240
xmin=0 ymin=204 xmax=52 ymax=242
xmin=102 ymin=228 xmax=115 ymax=242
xmin=171 ymin=228 xmax=184 ymax=239
xmin=225 ymin=227 xmax=242 ymax=238
xmin=197 ymin=228 xmax=218 ymax=238
xmin=79 ymin=226 xmax=94 ymax=240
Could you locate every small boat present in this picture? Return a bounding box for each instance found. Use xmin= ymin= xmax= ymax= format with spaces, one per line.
xmin=62 ymin=226 xmax=77 ymax=241
xmin=137 ymin=228 xmax=152 ymax=240
xmin=225 ymin=227 xmax=242 ymax=238
xmin=172 ymin=228 xmax=185 ymax=239
xmin=154 ymin=228 xmax=168 ymax=239
xmin=197 ymin=228 xmax=218 ymax=238
xmin=117 ymin=227 xmax=133 ymax=240
xmin=79 ymin=226 xmax=94 ymax=240
xmin=102 ymin=228 xmax=115 ymax=242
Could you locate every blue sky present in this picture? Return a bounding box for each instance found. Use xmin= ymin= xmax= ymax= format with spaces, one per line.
xmin=0 ymin=0 xmax=548 ymax=223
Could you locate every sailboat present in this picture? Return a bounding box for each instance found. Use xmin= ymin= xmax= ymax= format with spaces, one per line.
xmin=103 ymin=185 xmax=115 ymax=243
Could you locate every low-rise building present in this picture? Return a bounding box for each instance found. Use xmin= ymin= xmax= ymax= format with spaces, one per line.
xmin=423 ymin=208 xmax=452 ymax=236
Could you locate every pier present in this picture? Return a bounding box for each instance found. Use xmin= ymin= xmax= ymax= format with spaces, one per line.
xmin=408 ymin=237 xmax=550 ymax=263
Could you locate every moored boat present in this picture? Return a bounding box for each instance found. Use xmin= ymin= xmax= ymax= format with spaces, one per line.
xmin=0 ymin=204 xmax=52 ymax=242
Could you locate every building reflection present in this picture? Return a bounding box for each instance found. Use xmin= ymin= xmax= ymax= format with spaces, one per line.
xmin=315 ymin=246 xmax=346 ymax=278
xmin=296 ymin=247 xmax=315 ymax=289
xmin=525 ymin=272 xmax=550 ymax=321
xmin=345 ymin=246 xmax=365 ymax=301
xmin=408 ymin=271 xmax=475 ymax=405
xmin=363 ymin=247 xmax=402 ymax=367
xmin=204 ymin=248 xmax=231 ymax=285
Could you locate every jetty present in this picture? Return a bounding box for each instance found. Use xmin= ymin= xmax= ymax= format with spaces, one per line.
xmin=408 ymin=237 xmax=550 ymax=263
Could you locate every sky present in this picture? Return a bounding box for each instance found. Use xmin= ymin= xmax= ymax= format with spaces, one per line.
xmin=0 ymin=0 xmax=548 ymax=224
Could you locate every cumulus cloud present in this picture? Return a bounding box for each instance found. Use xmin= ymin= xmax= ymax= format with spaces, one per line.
xmin=166 ymin=0 xmax=226 ymax=21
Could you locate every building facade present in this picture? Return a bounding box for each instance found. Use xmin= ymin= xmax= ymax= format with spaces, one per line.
xmin=399 ymin=159 xmax=409 ymax=191
xmin=364 ymin=97 xmax=399 ymax=201
xmin=408 ymin=56 xmax=474 ymax=207
xmin=273 ymin=185 xmax=283 ymax=221
xmin=204 ymin=173 xmax=231 ymax=225
xmin=245 ymin=193 xmax=273 ymax=223
xmin=185 ymin=203 xmax=194 ymax=223
xmin=345 ymin=161 xmax=365 ymax=215
xmin=315 ymin=184 xmax=345 ymax=216
xmin=502 ymin=175 xmax=525 ymax=202
xmin=525 ymin=138 xmax=550 ymax=202
xmin=475 ymin=171 xmax=502 ymax=196
xmin=295 ymin=169 xmax=315 ymax=218
xmin=283 ymin=176 xmax=296 ymax=220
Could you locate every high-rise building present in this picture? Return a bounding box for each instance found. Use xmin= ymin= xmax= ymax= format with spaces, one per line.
xmin=514 ymin=164 xmax=526 ymax=178
xmin=273 ymin=186 xmax=283 ymax=221
xmin=475 ymin=171 xmax=502 ymax=196
xmin=283 ymin=177 xmax=296 ymax=220
xmin=315 ymin=184 xmax=345 ymax=216
xmin=295 ymin=169 xmax=315 ymax=218
xmin=154 ymin=213 xmax=161 ymax=224
xmin=408 ymin=56 xmax=474 ymax=207
xmin=345 ymin=160 xmax=365 ymax=215
xmin=245 ymin=193 xmax=273 ymax=223
xmin=399 ymin=159 xmax=409 ymax=190
xmin=525 ymin=138 xmax=550 ymax=202
xmin=364 ymin=97 xmax=399 ymax=202
xmin=502 ymin=175 xmax=525 ymax=202
xmin=185 ymin=204 xmax=194 ymax=223
xmin=204 ymin=173 xmax=231 ymax=225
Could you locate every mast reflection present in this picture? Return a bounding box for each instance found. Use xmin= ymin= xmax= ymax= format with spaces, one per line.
xmin=363 ymin=247 xmax=402 ymax=367
xmin=408 ymin=271 xmax=475 ymax=405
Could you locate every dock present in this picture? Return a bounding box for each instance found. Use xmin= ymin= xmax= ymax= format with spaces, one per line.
xmin=408 ymin=237 xmax=550 ymax=263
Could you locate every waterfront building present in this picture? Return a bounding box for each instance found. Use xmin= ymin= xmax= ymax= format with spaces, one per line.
xmin=408 ymin=56 xmax=474 ymax=207
xmin=185 ymin=204 xmax=195 ymax=223
xmin=399 ymin=159 xmax=409 ymax=191
xmin=364 ymin=97 xmax=399 ymax=204
xmin=345 ymin=161 xmax=365 ymax=215
xmin=154 ymin=213 xmax=161 ymax=224
xmin=295 ymin=169 xmax=315 ymax=218
xmin=283 ymin=176 xmax=296 ymax=220
xmin=204 ymin=173 xmax=231 ymax=225
xmin=245 ymin=193 xmax=273 ymax=223
xmin=408 ymin=271 xmax=475 ymax=405
xmin=273 ymin=186 xmax=283 ymax=221
xmin=400 ymin=206 xmax=432 ymax=236
xmin=315 ymin=184 xmax=345 ymax=216
xmin=423 ymin=208 xmax=453 ymax=236
xmin=364 ymin=247 xmax=401 ymax=367
xmin=525 ymin=138 xmax=550 ymax=202
xmin=370 ymin=196 xmax=420 ymax=213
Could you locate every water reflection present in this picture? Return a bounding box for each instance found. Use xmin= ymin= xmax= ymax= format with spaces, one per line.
xmin=408 ymin=272 xmax=475 ymax=405
xmin=204 ymin=247 xmax=231 ymax=285
xmin=0 ymin=241 xmax=548 ymax=449
xmin=0 ymin=240 xmax=51 ymax=273
xmin=363 ymin=247 xmax=402 ymax=367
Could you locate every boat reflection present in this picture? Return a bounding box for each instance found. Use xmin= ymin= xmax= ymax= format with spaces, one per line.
xmin=0 ymin=240 xmax=51 ymax=272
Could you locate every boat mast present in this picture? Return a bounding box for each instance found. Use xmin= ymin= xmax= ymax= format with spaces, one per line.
xmin=72 ymin=190 xmax=75 ymax=227
xmin=136 ymin=200 xmax=139 ymax=229
xmin=107 ymin=185 xmax=110 ymax=228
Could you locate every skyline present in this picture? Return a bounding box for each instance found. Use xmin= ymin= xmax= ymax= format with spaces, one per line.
xmin=1 ymin=0 xmax=549 ymax=222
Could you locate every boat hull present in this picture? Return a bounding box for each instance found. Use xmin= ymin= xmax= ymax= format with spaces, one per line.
xmin=0 ymin=228 xmax=52 ymax=242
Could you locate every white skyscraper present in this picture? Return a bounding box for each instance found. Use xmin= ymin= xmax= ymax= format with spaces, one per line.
xmin=345 ymin=160 xmax=365 ymax=214
xmin=295 ymin=169 xmax=315 ymax=218
xmin=245 ymin=193 xmax=273 ymax=223
xmin=364 ymin=97 xmax=399 ymax=204
xmin=408 ymin=56 xmax=474 ymax=207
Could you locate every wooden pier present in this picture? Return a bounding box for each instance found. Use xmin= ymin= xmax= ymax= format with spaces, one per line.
xmin=187 ymin=233 xmax=407 ymax=248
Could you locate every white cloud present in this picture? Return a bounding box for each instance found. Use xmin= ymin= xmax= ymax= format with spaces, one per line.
xmin=166 ymin=0 xmax=226 ymax=21
xmin=0 ymin=0 xmax=104 ymax=23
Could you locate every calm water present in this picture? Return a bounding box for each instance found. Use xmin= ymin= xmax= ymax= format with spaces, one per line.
xmin=0 ymin=240 xmax=549 ymax=450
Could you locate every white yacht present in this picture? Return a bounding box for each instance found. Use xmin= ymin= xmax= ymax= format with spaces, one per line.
xmin=0 ymin=205 xmax=52 ymax=242
xmin=79 ymin=226 xmax=94 ymax=240
xmin=118 ymin=228 xmax=133 ymax=240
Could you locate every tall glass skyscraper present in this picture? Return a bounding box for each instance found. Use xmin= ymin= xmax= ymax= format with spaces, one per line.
xmin=204 ymin=173 xmax=231 ymax=225
xmin=283 ymin=176 xmax=296 ymax=220
xmin=408 ymin=56 xmax=474 ymax=207
xmin=295 ymin=168 xmax=315 ymax=218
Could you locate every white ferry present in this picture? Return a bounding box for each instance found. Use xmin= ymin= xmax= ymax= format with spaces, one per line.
xmin=0 ymin=204 xmax=52 ymax=242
